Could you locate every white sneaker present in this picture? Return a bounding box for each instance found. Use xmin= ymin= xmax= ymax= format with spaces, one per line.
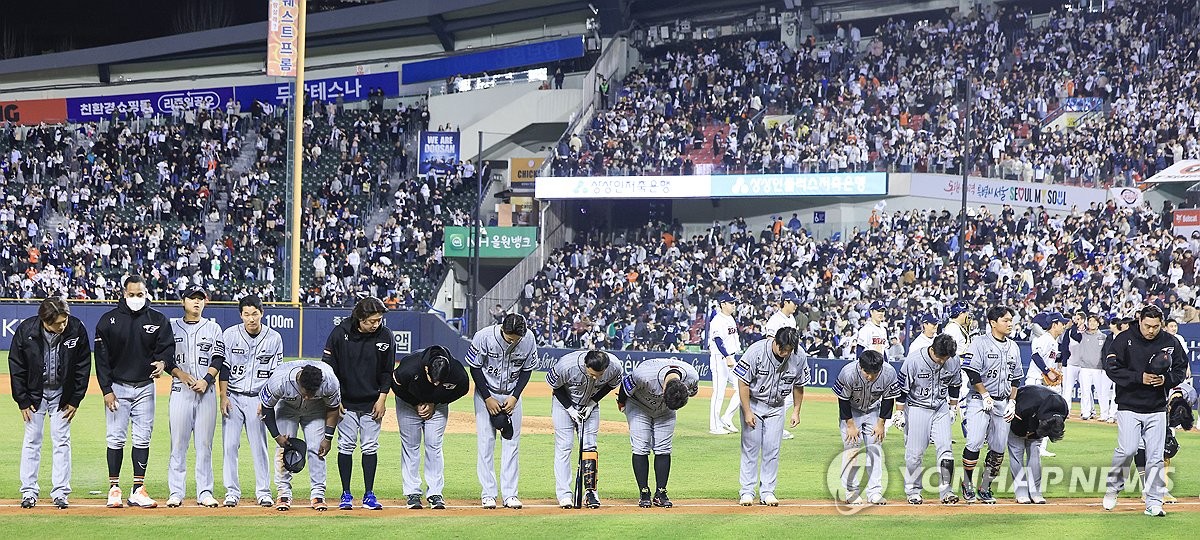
xmin=867 ymin=494 xmax=888 ymax=505
xmin=760 ymin=493 xmax=779 ymax=506
xmin=128 ymin=486 xmax=158 ymax=508
xmin=739 ymin=494 xmax=754 ymax=506
xmin=1031 ymin=494 xmax=1046 ymax=505
xmin=481 ymin=497 xmax=497 ymax=509
xmin=709 ymin=429 xmax=731 ymax=435
xmin=503 ymin=496 xmax=523 ymax=509
xmin=223 ymin=495 xmax=239 ymax=507
xmin=782 ymin=430 xmax=795 ymax=440
xmin=721 ymin=421 xmax=738 ymax=433
xmin=845 ymin=492 xmax=863 ymax=505
xmin=166 ymin=496 xmax=183 ymax=508
xmin=106 ymin=486 xmax=123 ymax=508
xmin=1145 ymin=505 xmax=1166 ymax=517
xmin=559 ymin=496 xmax=574 ymax=509
xmin=199 ymin=495 xmax=220 ymax=508
xmin=1103 ymin=490 xmax=1118 ymax=511
xmin=1039 ymin=449 xmax=1056 ymax=457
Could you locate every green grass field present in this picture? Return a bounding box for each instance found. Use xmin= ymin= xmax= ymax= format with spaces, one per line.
xmin=0 ymin=352 xmax=1196 ymax=536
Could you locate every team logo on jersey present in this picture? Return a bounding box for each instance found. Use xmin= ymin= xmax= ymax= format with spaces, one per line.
xmin=257 ymin=355 xmax=274 ymax=364
xmin=232 ymin=348 xmax=246 ymax=355
xmin=143 ymin=324 xmax=160 ymax=334
xmin=376 ymin=342 xmax=390 ymax=352
xmin=199 ymin=343 xmax=212 ymax=352
xmin=987 ymin=353 xmax=999 ymax=359
xmin=257 ymin=370 xmax=272 ymax=379
xmin=110 ymin=317 xmax=115 ymax=324
xmin=63 ymin=338 xmax=79 ymax=349
xmin=441 ymin=383 xmax=457 ymax=389
xmin=917 ymin=372 xmax=931 ymax=379
xmin=174 ymin=337 xmax=183 ymax=343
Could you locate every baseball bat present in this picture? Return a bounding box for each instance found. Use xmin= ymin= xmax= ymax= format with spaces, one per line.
xmin=574 ymin=416 xmax=584 ymax=509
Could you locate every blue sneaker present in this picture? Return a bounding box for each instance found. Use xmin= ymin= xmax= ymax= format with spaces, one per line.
xmin=362 ymin=491 xmax=383 ymax=510
xmin=339 ymin=492 xmax=354 ymax=510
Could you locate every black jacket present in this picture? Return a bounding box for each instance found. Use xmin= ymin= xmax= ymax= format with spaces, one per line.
xmin=94 ymin=301 xmax=175 ymax=394
xmin=392 ymin=347 xmax=470 ymax=407
xmin=9 ymin=315 xmax=91 ymax=411
xmin=322 ymin=318 xmax=393 ymax=413
xmin=1010 ymin=385 xmax=1069 ymax=439
xmin=1105 ymin=328 xmax=1189 ymax=414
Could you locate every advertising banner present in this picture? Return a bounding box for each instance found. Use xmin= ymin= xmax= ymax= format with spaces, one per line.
xmin=1145 ymin=160 xmax=1200 ymax=184
xmin=509 ymin=157 xmax=545 ymax=188
xmin=536 ymin=172 xmax=887 ymax=199
xmin=417 ymin=131 xmax=461 ymax=175
xmin=1110 ymin=186 xmax=1145 ymax=208
xmin=235 ymin=72 xmax=399 ymax=107
xmin=710 ymin=172 xmax=887 ymax=197
xmin=909 ymin=174 xmax=1108 ymax=211
xmin=443 ymin=226 xmax=538 ymax=258
xmin=66 ymin=87 xmax=235 ymax=122
xmin=267 ymin=0 xmax=300 ymax=77
xmin=1173 ymin=209 xmax=1200 ymax=237
xmin=0 ymin=98 xmax=68 ymax=125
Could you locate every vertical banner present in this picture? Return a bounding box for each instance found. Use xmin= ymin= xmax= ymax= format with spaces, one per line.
xmin=509 ymin=157 xmax=545 ymax=188
xmin=267 ymin=0 xmax=299 ymax=77
xmin=418 ymin=131 xmax=460 ymax=175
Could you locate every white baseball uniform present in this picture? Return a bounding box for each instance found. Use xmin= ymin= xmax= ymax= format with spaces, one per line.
xmin=708 ymin=311 xmax=741 ymax=431
xmin=220 ymin=323 xmax=283 ymax=503
xmin=167 ymin=317 xmax=226 ymax=502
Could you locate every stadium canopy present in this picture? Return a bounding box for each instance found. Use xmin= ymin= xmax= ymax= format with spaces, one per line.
xmin=1142 ymin=160 xmax=1200 ymax=184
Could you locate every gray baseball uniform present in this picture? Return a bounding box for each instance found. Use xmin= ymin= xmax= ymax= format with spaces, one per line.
xmin=167 ymin=317 xmax=225 ymax=502
xmin=260 ymin=361 xmax=342 ymax=500
xmin=220 ymin=323 xmax=283 ymax=503
xmin=547 ymin=351 xmax=623 ymax=502
xmin=833 ymin=362 xmax=900 ymax=500
xmin=465 ymin=325 xmax=538 ymax=501
xmin=622 ymin=359 xmax=699 ymax=455
xmin=961 ymin=332 xmax=1023 ymax=453
xmin=733 ymin=338 xmax=809 ymax=499
xmin=899 ymin=345 xmax=962 ymax=499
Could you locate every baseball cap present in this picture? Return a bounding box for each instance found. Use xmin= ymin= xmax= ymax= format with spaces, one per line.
xmin=490 ymin=411 xmax=514 ymax=440
xmin=781 ymin=291 xmax=799 ymax=304
xmin=869 ymin=300 xmax=886 ymax=312
xmin=1147 ymin=349 xmax=1173 ymax=376
xmin=281 ymin=438 xmax=307 ymax=473
xmin=717 ymin=292 xmax=736 ymax=304
xmin=184 ymin=286 xmax=208 ymax=299
xmin=1045 ymin=312 xmax=1068 ymax=326
xmin=920 ymin=313 xmax=938 ymax=325
xmin=947 ymin=301 xmax=970 ymax=319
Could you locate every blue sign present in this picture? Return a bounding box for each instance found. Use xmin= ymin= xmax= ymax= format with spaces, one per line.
xmin=235 ymin=72 xmax=399 ymax=107
xmin=813 ymin=211 xmax=826 ymax=224
xmin=417 ymin=131 xmax=460 ymax=175
xmin=709 ymin=172 xmax=888 ymax=197
xmin=67 ymin=87 xmax=236 ymax=122
xmin=401 ymin=36 xmax=585 ymax=85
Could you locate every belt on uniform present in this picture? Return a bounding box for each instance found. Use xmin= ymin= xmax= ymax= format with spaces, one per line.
xmin=230 ymin=389 xmax=258 ymax=397
xmin=968 ymin=394 xmax=1009 ymax=401
xmin=114 ymin=379 xmax=154 ymax=389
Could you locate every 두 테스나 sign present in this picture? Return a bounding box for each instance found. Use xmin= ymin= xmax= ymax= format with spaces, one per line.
xmin=443 ymin=226 xmax=537 ymax=258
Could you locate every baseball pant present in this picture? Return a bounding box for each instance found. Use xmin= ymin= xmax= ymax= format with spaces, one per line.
xmin=395 ymin=398 xmax=449 ymax=497
xmin=964 ymin=396 xmax=1010 ymax=452
xmin=738 ymin=407 xmax=785 ymax=498
xmin=1106 ymin=410 xmax=1167 ymax=509
xmin=337 ymin=410 xmax=381 ymax=455
xmin=168 ymin=382 xmax=218 ymax=500
xmin=274 ymin=408 xmax=328 ymax=500
xmin=903 ymin=404 xmax=954 ymax=499
xmin=1008 ymin=434 xmax=1044 ymax=501
xmin=840 ymin=409 xmax=883 ymax=499
xmin=222 ymin=393 xmax=272 ymax=502
xmin=20 ymin=387 xmax=72 ymax=500
xmin=625 ymin=400 xmax=675 ymax=455
xmin=474 ymin=392 xmax=522 ymax=500
xmin=709 ymin=355 xmax=739 ymax=431
xmin=105 ymin=382 xmax=155 ymax=450
xmin=1077 ymin=368 xmax=1111 ymax=420
xmin=552 ymin=399 xmax=599 ymax=501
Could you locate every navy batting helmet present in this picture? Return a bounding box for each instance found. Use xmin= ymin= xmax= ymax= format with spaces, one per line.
xmin=1146 ymin=349 xmax=1173 ymax=376
xmin=1164 ymin=430 xmax=1179 ymax=459
xmin=282 ymin=438 xmax=307 ymax=473
xmin=948 ymin=302 xmax=970 ymax=319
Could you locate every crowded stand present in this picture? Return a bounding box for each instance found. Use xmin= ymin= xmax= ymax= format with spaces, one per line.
xmin=518 ymin=200 xmax=1187 ymax=355
xmin=550 ymin=1 xmax=1200 ymax=186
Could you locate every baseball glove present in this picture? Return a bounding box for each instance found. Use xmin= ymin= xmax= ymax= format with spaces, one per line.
xmin=1042 ymin=367 xmax=1062 ymax=387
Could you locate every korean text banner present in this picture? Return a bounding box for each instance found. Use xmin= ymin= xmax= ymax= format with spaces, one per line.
xmin=418 ymin=131 xmax=461 ymax=175
xmin=535 ymin=172 xmax=888 ymax=199
xmin=267 ymin=0 xmax=300 ymax=77
xmin=235 ymin=72 xmax=399 ymax=106
xmin=67 ymin=87 xmax=235 ymax=122
xmin=443 ymin=226 xmax=537 ymax=258
xmin=908 ymin=173 xmax=1108 ymax=211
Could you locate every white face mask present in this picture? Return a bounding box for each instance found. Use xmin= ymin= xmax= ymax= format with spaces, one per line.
xmin=125 ymin=296 xmax=147 ymax=311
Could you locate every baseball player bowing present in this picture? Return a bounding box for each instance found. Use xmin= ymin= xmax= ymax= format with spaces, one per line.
xmin=94 ymin=275 xmax=175 ymax=509
xmin=1025 ymin=312 xmax=1067 ymax=458
xmin=895 ymin=334 xmax=961 ymax=505
xmin=260 ymin=361 xmax=342 ymax=511
xmin=548 ymin=350 xmax=622 ymax=509
xmin=392 ymin=345 xmax=470 ymax=510
xmin=833 ymin=349 xmax=900 ymax=505
xmin=1102 ymin=305 xmax=1188 ymax=517
xmin=1007 ymin=385 xmax=1068 ymax=504
xmin=219 ymin=294 xmax=283 ymax=507
xmin=617 ymin=358 xmax=699 ymax=508
xmin=10 ymin=297 xmax=91 ymax=509
xmin=166 ymin=287 xmax=226 ymax=509
xmin=324 ymin=297 xmax=393 ymax=511
xmin=959 ymin=306 xmax=1022 ymax=505
xmin=466 ymin=313 xmax=538 ymax=509
xmin=734 ymin=327 xmax=809 ymax=507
